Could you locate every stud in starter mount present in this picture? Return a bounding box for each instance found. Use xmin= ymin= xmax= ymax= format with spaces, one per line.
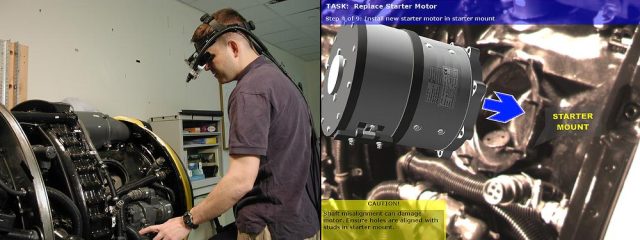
xmin=322 ymin=24 xmax=487 ymax=157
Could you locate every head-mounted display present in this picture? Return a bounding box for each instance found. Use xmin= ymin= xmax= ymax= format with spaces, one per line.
xmin=185 ymin=13 xmax=257 ymax=82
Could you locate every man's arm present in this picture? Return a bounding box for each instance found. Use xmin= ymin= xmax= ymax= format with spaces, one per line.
xmin=191 ymin=154 xmax=260 ymax=224
xmin=138 ymin=154 xmax=259 ymax=239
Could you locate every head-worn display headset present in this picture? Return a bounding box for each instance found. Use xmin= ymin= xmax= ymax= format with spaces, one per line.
xmin=186 ymin=13 xmax=282 ymax=83
xmin=184 ymin=13 xmax=322 ymax=223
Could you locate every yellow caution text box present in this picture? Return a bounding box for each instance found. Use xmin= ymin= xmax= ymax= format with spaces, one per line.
xmin=322 ymin=200 xmax=445 ymax=240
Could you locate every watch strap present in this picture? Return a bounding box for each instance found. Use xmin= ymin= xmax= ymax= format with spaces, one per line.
xmin=183 ymin=211 xmax=199 ymax=229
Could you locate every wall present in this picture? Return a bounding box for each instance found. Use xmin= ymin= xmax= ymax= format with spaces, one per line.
xmin=260 ymin=44 xmax=320 ymax=130
xmin=0 ymin=0 xmax=319 ymax=123
xmin=0 ymin=0 xmax=205 ymax=119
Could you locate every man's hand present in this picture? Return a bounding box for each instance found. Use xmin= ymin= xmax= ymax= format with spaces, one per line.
xmin=138 ymin=216 xmax=191 ymax=240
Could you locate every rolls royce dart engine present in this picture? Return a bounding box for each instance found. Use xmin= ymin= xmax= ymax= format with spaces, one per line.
xmin=0 ymin=100 xmax=192 ymax=240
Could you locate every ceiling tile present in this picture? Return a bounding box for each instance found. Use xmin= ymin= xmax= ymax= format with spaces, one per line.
xmin=301 ymin=52 xmax=319 ymax=61
xmin=300 ymin=25 xmax=320 ymax=40
xmin=289 ymin=46 xmax=318 ymax=56
xmin=261 ymin=29 xmax=303 ymax=43
xmin=239 ymin=4 xmax=279 ymax=22
xmin=178 ymin=0 xmax=199 ymax=4
xmin=189 ymin=0 xmax=261 ymax=13
xmin=285 ymin=8 xmax=319 ymax=27
xmin=252 ymin=18 xmax=291 ymax=36
xmin=266 ymin=0 xmax=319 ymax=16
xmin=274 ymin=37 xmax=315 ymax=50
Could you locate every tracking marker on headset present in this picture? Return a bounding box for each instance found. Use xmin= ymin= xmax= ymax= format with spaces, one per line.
xmin=322 ymin=24 xmax=487 ymax=158
xmin=185 ymin=13 xmax=257 ymax=83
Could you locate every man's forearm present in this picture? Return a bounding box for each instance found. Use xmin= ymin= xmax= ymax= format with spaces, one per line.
xmin=189 ymin=173 xmax=245 ymax=224
xmin=189 ymin=154 xmax=259 ymax=225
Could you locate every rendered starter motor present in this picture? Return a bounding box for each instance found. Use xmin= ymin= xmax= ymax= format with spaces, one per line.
xmin=322 ymin=24 xmax=486 ymax=157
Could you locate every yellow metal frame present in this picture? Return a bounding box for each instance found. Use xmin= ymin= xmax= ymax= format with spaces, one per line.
xmin=114 ymin=116 xmax=193 ymax=210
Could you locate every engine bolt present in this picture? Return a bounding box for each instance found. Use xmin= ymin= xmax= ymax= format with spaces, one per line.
xmin=351 ymin=168 xmax=363 ymax=177
xmin=624 ymin=103 xmax=640 ymax=120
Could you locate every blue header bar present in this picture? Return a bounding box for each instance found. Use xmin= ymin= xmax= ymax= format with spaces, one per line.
xmin=321 ymin=0 xmax=640 ymax=25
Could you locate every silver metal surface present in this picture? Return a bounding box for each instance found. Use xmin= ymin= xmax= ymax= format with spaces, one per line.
xmin=539 ymin=200 xmax=568 ymax=233
xmin=482 ymin=174 xmax=537 ymax=206
xmin=0 ymin=104 xmax=54 ymax=239
xmin=426 ymin=192 xmax=488 ymax=240
xmin=327 ymin=52 xmax=344 ymax=95
xmin=483 ymin=129 xmax=511 ymax=148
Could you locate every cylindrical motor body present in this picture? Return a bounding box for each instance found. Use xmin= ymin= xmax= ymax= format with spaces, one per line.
xmin=322 ymin=24 xmax=485 ymax=156
xmin=76 ymin=112 xmax=130 ymax=149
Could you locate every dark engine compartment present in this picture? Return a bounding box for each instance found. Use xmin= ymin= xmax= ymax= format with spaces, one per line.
xmin=0 ymin=100 xmax=192 ymax=240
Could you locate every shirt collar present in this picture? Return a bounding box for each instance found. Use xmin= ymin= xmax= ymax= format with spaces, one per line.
xmin=236 ymin=55 xmax=268 ymax=81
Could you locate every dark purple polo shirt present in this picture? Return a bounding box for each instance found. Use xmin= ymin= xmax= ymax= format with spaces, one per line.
xmin=228 ymin=56 xmax=319 ymax=239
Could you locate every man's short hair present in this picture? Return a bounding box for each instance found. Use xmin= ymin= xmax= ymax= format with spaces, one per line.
xmin=212 ymin=8 xmax=247 ymax=25
xmin=191 ymin=8 xmax=247 ymax=46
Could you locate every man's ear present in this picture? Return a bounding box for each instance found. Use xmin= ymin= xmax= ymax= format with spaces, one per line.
xmin=228 ymin=40 xmax=240 ymax=58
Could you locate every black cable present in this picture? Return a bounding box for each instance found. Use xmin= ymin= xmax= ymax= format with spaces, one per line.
xmin=0 ymin=151 xmax=27 ymax=197
xmin=46 ymin=187 xmax=82 ymax=236
xmin=103 ymin=159 xmax=129 ymax=184
xmin=398 ymin=151 xmax=485 ymax=201
xmin=0 ymin=178 xmax=26 ymax=197
xmin=97 ymin=164 xmax=117 ymax=201
xmin=117 ymin=195 xmax=132 ymax=239
xmin=2 ymin=228 xmax=40 ymax=240
xmin=115 ymin=171 xmax=166 ymax=197
xmin=366 ymin=181 xmax=401 ymax=200
xmin=125 ymin=226 xmax=143 ymax=240
xmin=397 ymin=151 xmax=553 ymax=240
xmin=151 ymin=183 xmax=175 ymax=203
xmin=94 ymin=162 xmax=122 ymax=238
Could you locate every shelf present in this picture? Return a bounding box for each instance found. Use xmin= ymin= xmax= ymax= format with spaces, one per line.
xmin=149 ymin=112 xmax=224 ymax=198
xmin=182 ymin=118 xmax=220 ymax=122
xmin=191 ymin=176 xmax=220 ymax=188
xmin=184 ymin=143 xmax=219 ymax=149
xmin=191 ymin=177 xmax=220 ymax=196
xmin=182 ymin=132 xmax=220 ymax=137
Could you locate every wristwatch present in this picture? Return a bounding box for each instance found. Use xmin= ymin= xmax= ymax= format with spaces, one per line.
xmin=182 ymin=211 xmax=199 ymax=229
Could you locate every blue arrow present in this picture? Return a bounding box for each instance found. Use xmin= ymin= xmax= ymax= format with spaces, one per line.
xmin=482 ymin=91 xmax=525 ymax=123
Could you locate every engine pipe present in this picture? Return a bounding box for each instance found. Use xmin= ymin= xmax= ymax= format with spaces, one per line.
xmin=396 ymin=151 xmax=553 ymax=240
xmin=151 ymin=183 xmax=175 ymax=203
xmin=367 ymin=181 xmax=489 ymax=240
xmin=115 ymin=171 xmax=167 ymax=197
xmin=46 ymin=187 xmax=82 ymax=237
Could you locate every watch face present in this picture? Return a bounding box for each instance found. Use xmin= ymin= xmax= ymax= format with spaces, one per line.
xmin=183 ymin=212 xmax=198 ymax=229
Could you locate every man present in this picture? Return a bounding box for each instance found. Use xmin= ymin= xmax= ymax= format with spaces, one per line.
xmin=139 ymin=8 xmax=319 ymax=240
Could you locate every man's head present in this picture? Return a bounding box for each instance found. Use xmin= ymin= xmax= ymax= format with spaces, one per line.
xmin=191 ymin=8 xmax=258 ymax=84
